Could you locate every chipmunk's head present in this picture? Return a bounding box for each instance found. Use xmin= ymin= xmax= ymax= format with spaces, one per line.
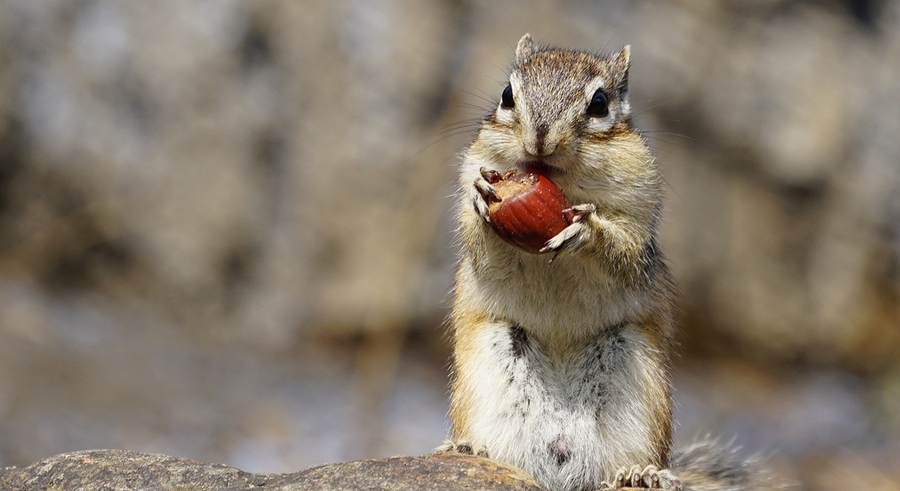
xmin=483 ymin=34 xmax=635 ymax=178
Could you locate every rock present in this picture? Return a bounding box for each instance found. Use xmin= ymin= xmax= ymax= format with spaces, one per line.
xmin=0 ymin=449 xmax=546 ymax=490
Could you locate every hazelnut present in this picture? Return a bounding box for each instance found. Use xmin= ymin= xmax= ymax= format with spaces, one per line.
xmin=486 ymin=171 xmax=571 ymax=254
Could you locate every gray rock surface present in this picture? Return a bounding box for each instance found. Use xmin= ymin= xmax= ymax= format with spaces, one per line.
xmin=0 ymin=449 xmax=545 ymax=490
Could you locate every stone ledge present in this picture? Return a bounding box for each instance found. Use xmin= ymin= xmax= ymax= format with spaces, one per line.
xmin=0 ymin=449 xmax=546 ymax=490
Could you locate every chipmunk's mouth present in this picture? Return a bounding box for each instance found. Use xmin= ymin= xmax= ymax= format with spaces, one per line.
xmin=519 ymin=161 xmax=560 ymax=177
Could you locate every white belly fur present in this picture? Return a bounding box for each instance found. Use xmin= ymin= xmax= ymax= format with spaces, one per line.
xmin=457 ymin=320 xmax=659 ymax=491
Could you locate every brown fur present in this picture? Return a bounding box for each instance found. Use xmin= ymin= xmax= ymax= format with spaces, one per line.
xmin=442 ymin=34 xmax=769 ymax=491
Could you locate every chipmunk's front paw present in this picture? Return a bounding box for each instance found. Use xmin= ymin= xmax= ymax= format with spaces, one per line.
xmin=598 ymin=465 xmax=682 ymax=490
xmin=540 ymin=203 xmax=596 ymax=254
xmin=432 ymin=440 xmax=490 ymax=458
xmin=472 ymin=167 xmax=501 ymax=223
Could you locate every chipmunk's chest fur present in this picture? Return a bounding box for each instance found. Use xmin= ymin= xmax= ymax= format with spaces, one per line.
xmin=457 ymin=241 xmax=644 ymax=341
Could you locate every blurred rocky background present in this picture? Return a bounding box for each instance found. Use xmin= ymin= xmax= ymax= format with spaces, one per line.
xmin=0 ymin=0 xmax=897 ymax=489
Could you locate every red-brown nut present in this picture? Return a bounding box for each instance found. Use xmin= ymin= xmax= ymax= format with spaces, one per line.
xmin=486 ymin=171 xmax=571 ymax=254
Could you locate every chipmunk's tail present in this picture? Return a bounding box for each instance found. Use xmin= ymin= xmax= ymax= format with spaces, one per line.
xmin=670 ymin=439 xmax=788 ymax=491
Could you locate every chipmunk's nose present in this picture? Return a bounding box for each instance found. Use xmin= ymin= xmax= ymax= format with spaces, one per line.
xmin=527 ymin=123 xmax=556 ymax=156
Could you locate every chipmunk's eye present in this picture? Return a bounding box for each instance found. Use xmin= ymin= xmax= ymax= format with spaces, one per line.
xmin=501 ymin=84 xmax=515 ymax=109
xmin=587 ymin=89 xmax=609 ymax=117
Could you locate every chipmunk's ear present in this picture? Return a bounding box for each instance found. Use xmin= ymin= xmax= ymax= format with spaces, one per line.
xmin=616 ymin=45 xmax=631 ymax=69
xmin=614 ymin=45 xmax=631 ymax=94
xmin=516 ymin=33 xmax=535 ymax=62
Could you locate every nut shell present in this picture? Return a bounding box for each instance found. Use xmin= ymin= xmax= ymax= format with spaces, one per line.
xmin=487 ymin=171 xmax=571 ymax=254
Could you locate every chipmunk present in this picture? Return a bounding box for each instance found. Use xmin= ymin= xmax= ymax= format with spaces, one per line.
xmin=437 ymin=34 xmax=766 ymax=491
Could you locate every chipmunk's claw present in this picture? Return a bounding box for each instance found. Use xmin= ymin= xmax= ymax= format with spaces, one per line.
xmin=563 ymin=203 xmax=596 ymax=223
xmin=540 ymin=203 xmax=597 ymax=255
xmin=472 ymin=167 xmax=502 ymax=222
xmin=432 ymin=440 xmax=489 ymax=458
xmin=601 ymin=465 xmax=682 ymax=490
